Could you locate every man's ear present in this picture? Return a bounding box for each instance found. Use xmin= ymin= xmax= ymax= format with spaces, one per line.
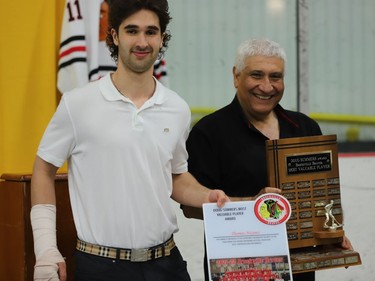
xmin=233 ymin=66 xmax=239 ymax=88
xmin=111 ymin=28 xmax=119 ymax=45
xmin=160 ymin=33 xmax=165 ymax=48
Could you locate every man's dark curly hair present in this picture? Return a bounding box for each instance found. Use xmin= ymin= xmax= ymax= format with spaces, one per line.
xmin=106 ymin=0 xmax=172 ymax=62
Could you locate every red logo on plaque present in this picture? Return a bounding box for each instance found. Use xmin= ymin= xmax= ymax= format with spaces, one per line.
xmin=254 ymin=193 xmax=291 ymax=225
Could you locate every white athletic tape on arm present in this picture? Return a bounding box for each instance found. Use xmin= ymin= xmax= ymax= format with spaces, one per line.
xmin=31 ymin=204 xmax=65 ymax=280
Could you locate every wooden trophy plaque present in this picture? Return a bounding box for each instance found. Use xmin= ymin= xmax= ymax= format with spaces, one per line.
xmin=266 ymin=135 xmax=361 ymax=273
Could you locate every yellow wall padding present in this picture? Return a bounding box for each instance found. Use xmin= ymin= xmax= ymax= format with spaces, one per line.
xmin=0 ymin=0 xmax=66 ymax=175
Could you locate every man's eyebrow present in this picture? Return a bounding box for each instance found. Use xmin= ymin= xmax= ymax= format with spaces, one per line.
xmin=270 ymin=71 xmax=284 ymax=76
xmin=124 ymin=24 xmax=160 ymax=31
xmin=147 ymin=25 xmax=160 ymax=31
xmin=124 ymin=24 xmax=138 ymax=29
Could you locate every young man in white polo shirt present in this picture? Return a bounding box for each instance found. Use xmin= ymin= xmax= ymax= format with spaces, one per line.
xmin=30 ymin=0 xmax=229 ymax=280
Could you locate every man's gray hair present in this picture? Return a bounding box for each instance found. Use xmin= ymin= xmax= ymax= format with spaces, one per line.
xmin=234 ymin=38 xmax=287 ymax=74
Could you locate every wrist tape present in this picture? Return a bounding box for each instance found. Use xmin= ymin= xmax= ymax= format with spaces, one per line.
xmin=30 ymin=204 xmax=63 ymax=260
xmin=31 ymin=204 xmax=64 ymax=280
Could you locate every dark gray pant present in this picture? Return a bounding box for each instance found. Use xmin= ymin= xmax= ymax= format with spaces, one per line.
xmin=74 ymin=247 xmax=191 ymax=281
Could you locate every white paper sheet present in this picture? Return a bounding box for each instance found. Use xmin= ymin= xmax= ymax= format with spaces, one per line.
xmin=203 ymin=193 xmax=293 ymax=281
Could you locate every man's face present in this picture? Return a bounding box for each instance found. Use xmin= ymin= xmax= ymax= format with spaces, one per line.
xmin=111 ymin=9 xmax=163 ymax=74
xmin=233 ymin=55 xmax=285 ymax=120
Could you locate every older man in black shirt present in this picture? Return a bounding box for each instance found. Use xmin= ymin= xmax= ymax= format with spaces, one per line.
xmin=182 ymin=38 xmax=353 ymax=281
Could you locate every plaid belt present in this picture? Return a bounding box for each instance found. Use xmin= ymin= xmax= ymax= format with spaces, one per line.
xmin=76 ymin=236 xmax=175 ymax=262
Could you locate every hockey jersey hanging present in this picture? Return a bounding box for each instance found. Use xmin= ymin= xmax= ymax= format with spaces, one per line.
xmin=57 ymin=0 xmax=169 ymax=93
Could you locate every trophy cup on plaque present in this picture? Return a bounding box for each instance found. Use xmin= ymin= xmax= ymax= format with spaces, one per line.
xmin=265 ymin=134 xmax=361 ymax=273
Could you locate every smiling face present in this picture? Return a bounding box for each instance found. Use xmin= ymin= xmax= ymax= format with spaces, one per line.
xmin=111 ymin=9 xmax=164 ymax=74
xmin=233 ymin=55 xmax=285 ymax=121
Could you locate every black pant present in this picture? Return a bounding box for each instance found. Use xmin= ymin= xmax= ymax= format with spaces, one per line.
xmin=74 ymin=247 xmax=191 ymax=281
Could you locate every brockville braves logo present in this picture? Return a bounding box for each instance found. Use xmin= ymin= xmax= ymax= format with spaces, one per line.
xmin=254 ymin=193 xmax=291 ymax=225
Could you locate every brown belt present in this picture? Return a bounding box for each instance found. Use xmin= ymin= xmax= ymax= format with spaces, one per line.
xmin=76 ymin=236 xmax=175 ymax=262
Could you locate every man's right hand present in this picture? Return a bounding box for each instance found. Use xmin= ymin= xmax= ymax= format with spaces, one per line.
xmin=34 ymin=248 xmax=66 ymax=281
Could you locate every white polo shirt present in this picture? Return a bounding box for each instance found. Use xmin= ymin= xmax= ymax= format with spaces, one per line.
xmin=37 ymin=74 xmax=191 ymax=248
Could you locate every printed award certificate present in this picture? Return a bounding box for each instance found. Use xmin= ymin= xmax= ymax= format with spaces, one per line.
xmin=203 ymin=193 xmax=293 ymax=281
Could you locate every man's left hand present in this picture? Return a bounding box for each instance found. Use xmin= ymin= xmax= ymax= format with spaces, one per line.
xmin=341 ymin=235 xmax=353 ymax=250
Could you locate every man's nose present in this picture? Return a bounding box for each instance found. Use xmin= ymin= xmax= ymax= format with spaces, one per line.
xmin=136 ymin=33 xmax=148 ymax=48
xmin=258 ymin=77 xmax=273 ymax=92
